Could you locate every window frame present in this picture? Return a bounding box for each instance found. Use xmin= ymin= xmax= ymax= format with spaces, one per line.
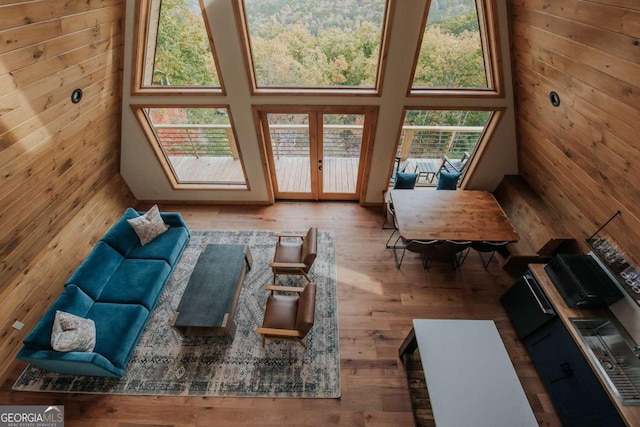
xmin=233 ymin=0 xmax=395 ymax=96
xmin=131 ymin=0 xmax=226 ymax=96
xmin=131 ymin=104 xmax=249 ymax=190
xmin=392 ymin=106 xmax=505 ymax=188
xmin=407 ymin=0 xmax=503 ymax=98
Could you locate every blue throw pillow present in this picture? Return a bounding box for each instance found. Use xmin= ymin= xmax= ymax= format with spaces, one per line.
xmin=437 ymin=171 xmax=461 ymax=190
xmin=394 ymin=172 xmax=418 ymax=189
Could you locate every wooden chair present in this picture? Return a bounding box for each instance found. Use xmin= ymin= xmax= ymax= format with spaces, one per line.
xmin=269 ymin=227 xmax=318 ymax=284
xmin=255 ymin=283 xmax=316 ymax=348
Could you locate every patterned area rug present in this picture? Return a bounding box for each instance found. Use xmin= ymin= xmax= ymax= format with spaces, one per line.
xmin=13 ymin=230 xmax=340 ymax=398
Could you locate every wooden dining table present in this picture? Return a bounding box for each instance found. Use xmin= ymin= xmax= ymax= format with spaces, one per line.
xmin=390 ymin=189 xmax=519 ymax=242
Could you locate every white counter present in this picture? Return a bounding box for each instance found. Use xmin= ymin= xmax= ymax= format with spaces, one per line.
xmin=412 ymin=319 xmax=537 ymax=427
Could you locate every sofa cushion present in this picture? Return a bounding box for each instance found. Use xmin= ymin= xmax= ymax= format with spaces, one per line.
xmin=50 ymin=311 xmax=96 ymax=352
xmin=16 ymin=347 xmax=122 ymax=377
xmin=127 ymin=205 xmax=169 ymax=246
xmin=160 ymin=212 xmax=189 ymax=229
xmin=97 ymin=259 xmax=171 ymax=310
xmin=23 ymin=285 xmax=94 ymax=350
xmin=67 ymin=241 xmax=123 ymax=300
xmin=126 ymin=227 xmax=190 ymax=266
xmin=89 ymin=302 xmax=149 ymax=370
xmin=100 ymin=208 xmax=142 ymax=256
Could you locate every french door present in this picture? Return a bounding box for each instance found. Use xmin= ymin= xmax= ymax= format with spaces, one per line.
xmin=258 ymin=106 xmax=376 ymax=201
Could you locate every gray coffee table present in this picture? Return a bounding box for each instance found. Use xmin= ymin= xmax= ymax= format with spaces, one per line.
xmin=172 ymin=244 xmax=252 ymax=339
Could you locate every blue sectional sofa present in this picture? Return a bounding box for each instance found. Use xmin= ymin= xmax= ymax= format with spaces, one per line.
xmin=17 ymin=208 xmax=190 ymax=377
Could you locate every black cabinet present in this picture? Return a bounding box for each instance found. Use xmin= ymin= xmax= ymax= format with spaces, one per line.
xmin=525 ymin=318 xmax=625 ymax=427
xmin=500 ymin=270 xmax=555 ymax=339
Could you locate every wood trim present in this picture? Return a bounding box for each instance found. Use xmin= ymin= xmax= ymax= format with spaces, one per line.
xmin=406 ymin=0 xmax=504 ymax=97
xmin=234 ymin=0 xmax=393 ymax=96
xmin=374 ymin=0 xmax=396 ymax=96
xmin=232 ymin=0 xmax=259 ymax=96
xmin=253 ymin=105 xmax=377 ymax=203
xmin=310 ymin=111 xmax=320 ymax=197
xmin=396 ymin=106 xmax=503 ymax=190
xmin=131 ymin=0 xmax=226 ymax=96
xmin=357 ymin=108 xmax=379 ymax=205
xmin=137 ymin=199 xmax=272 ymax=206
xmin=479 ymin=0 xmax=503 ymax=95
xmin=130 ymin=104 xmax=250 ymax=190
xmin=251 ymin=107 xmax=276 ymax=204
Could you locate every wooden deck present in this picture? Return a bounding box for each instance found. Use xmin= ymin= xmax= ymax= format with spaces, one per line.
xmin=169 ymin=156 xmax=439 ymax=190
xmin=169 ymin=156 xmax=246 ymax=183
xmin=274 ymin=157 xmax=360 ymax=193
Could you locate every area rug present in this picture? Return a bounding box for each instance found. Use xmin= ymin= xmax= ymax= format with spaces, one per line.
xmin=13 ymin=230 xmax=340 ymax=398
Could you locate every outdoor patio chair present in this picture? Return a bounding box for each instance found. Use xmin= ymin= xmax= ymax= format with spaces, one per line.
xmin=434 ymin=152 xmax=470 ymax=189
xmin=256 ymin=283 xmax=316 ymax=348
xmin=439 ymin=151 xmax=471 ymax=175
xmin=390 ymin=156 xmax=410 ymax=185
xmin=269 ymin=227 xmax=318 ymax=284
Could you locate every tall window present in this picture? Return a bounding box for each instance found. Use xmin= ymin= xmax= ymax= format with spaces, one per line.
xmin=133 ymin=0 xmax=223 ymax=94
xmin=133 ymin=107 xmax=247 ymax=189
xmin=410 ymin=0 xmax=499 ymax=94
xmin=237 ymin=0 xmax=392 ymax=93
xmin=395 ymin=109 xmax=495 ymax=187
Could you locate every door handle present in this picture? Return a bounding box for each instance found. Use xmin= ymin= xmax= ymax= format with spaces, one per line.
xmin=550 ymin=362 xmax=573 ymax=383
xmin=523 ymin=276 xmax=554 ymax=314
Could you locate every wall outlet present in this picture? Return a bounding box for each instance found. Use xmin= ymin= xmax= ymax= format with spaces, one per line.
xmin=12 ymin=320 xmax=24 ymax=330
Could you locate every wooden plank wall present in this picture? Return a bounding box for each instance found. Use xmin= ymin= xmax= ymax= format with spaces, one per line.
xmin=510 ymin=0 xmax=640 ymax=261
xmin=0 ymin=1 xmax=132 ymax=377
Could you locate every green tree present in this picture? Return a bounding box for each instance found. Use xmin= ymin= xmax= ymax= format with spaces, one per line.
xmin=413 ymin=25 xmax=487 ymax=88
xmin=153 ymin=0 xmax=220 ymax=87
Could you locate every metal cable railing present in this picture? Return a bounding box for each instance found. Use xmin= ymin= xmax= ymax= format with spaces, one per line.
xmin=153 ymin=123 xmax=484 ymax=161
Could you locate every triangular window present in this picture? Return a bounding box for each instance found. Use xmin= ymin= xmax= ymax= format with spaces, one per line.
xmin=411 ymin=0 xmax=499 ymax=93
xmin=134 ymin=0 xmax=223 ymax=93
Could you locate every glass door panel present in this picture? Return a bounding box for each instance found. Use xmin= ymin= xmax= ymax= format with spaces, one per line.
xmin=322 ymin=114 xmax=364 ymax=195
xmin=267 ymin=113 xmax=312 ymax=194
xmin=260 ymin=107 xmax=374 ymax=201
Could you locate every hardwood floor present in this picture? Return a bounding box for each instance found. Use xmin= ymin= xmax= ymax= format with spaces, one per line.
xmin=0 ymin=202 xmax=561 ymax=426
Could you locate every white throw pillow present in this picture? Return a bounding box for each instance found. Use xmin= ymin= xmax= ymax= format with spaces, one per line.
xmin=127 ymin=204 xmax=169 ymax=246
xmin=51 ymin=311 xmax=96 ymax=352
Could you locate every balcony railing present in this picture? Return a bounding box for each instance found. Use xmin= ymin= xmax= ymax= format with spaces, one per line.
xmin=155 ymin=124 xmax=239 ymax=159
xmin=398 ymin=125 xmax=484 ymax=160
xmin=268 ymin=124 xmax=364 ymax=159
xmin=152 ymin=123 xmax=484 ymax=187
